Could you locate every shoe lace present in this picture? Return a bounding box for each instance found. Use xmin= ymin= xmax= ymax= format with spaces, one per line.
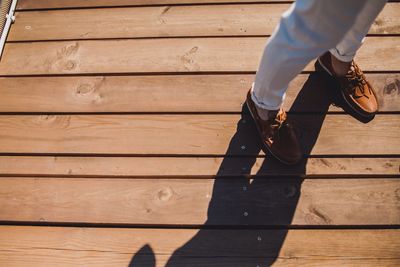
xmin=265 ymin=109 xmax=288 ymax=144
xmin=271 ymin=109 xmax=287 ymax=131
xmin=345 ymin=62 xmax=370 ymax=98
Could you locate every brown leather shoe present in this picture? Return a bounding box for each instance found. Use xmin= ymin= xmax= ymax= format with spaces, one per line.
xmin=316 ymin=52 xmax=378 ymax=117
xmin=246 ymin=90 xmax=302 ymax=165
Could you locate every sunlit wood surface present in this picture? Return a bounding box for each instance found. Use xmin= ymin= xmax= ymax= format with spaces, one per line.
xmin=0 ymin=1 xmax=399 ymax=266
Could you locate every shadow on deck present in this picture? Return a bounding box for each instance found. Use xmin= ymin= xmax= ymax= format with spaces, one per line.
xmin=129 ymin=68 xmax=372 ymax=266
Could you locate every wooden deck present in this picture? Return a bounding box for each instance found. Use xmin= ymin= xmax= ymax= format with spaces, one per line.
xmin=0 ymin=1 xmax=399 ymax=266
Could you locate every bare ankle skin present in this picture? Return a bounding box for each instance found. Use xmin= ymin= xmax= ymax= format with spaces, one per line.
xmin=330 ymin=54 xmax=352 ymax=77
xmin=255 ymin=105 xmax=279 ymax=120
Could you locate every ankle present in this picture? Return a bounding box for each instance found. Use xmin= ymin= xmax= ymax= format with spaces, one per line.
xmin=255 ymin=105 xmax=279 ymax=120
xmin=330 ymin=54 xmax=352 ymax=77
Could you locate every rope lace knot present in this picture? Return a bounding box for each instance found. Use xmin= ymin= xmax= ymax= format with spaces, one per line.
xmin=345 ymin=62 xmax=371 ymax=99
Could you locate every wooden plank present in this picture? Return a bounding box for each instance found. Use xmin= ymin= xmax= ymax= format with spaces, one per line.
xmin=0 ymin=227 xmax=399 ymax=267
xmin=1 ymin=253 xmax=399 ymax=267
xmin=0 ymin=37 xmax=398 ymax=75
xmin=0 ymin=114 xmax=398 ymax=155
xmin=0 ymin=156 xmax=398 ymax=177
xmin=16 ymin=0 xmax=289 ymax=10
xmin=0 ymin=178 xmax=399 ymax=225
xmin=10 ymin=4 xmax=399 ymax=41
xmin=0 ymin=73 xmax=399 ymax=113
xmin=9 ymin=4 xmax=286 ymax=41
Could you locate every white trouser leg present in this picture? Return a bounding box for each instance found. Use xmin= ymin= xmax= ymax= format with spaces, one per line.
xmin=252 ymin=0 xmax=386 ymax=110
xmin=329 ymin=0 xmax=387 ymax=62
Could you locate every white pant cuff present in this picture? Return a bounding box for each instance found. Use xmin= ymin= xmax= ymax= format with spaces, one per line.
xmin=250 ymin=84 xmax=282 ymax=111
xmin=329 ymin=48 xmax=355 ymax=63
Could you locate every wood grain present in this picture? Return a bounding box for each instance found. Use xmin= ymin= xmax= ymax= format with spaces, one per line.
xmin=0 ymin=114 xmax=398 ymax=155
xmin=0 ymin=73 xmax=399 ymax=113
xmin=0 ymin=177 xmax=399 ymax=225
xmin=0 ymin=226 xmax=399 ymax=267
xmin=0 ymin=37 xmax=398 ymax=75
xmin=16 ymin=0 xmax=290 ymax=10
xmin=10 ymin=4 xmax=399 ymax=41
xmin=10 ymin=4 xmax=286 ymax=41
xmin=1 ymin=253 xmax=399 ymax=267
xmin=2 ymin=2 xmax=399 ymax=265
xmin=0 ymin=156 xmax=398 ymax=177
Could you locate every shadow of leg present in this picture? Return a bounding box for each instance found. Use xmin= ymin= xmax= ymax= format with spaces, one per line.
xmin=131 ymin=71 xmax=335 ymax=267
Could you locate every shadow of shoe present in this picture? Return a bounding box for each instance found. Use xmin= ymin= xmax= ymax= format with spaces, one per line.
xmin=129 ymin=244 xmax=156 ymax=267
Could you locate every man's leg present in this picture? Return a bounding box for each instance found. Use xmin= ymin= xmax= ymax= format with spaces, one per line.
xmin=247 ymin=0 xmax=380 ymax=164
xmin=251 ymin=0 xmax=376 ymax=112
xmin=317 ymin=0 xmax=387 ymax=117
xmin=329 ymin=1 xmax=387 ymax=65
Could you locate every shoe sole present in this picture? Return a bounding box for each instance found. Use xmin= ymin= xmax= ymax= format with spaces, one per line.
xmin=315 ymin=58 xmax=375 ymax=119
xmin=245 ymin=97 xmax=300 ymax=165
